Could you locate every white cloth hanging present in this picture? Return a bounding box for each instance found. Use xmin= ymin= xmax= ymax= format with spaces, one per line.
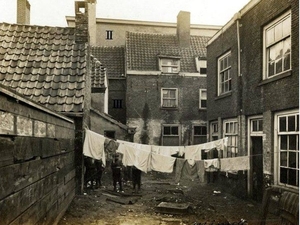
xmin=83 ymin=129 xmax=106 ymax=166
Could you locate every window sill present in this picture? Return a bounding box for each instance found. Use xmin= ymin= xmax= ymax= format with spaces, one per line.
xmin=160 ymin=107 xmax=179 ymax=111
xmin=258 ymin=70 xmax=292 ymax=86
xmin=198 ymin=108 xmax=207 ymax=111
xmin=214 ymin=91 xmax=232 ymax=100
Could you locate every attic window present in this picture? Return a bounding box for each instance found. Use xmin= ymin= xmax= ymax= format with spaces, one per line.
xmin=195 ymin=57 xmax=207 ymax=75
xmin=106 ymin=30 xmax=113 ymax=40
xmin=159 ymin=56 xmax=180 ymax=74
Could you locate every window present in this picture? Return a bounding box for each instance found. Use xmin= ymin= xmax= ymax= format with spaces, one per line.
xmin=199 ymin=89 xmax=207 ymax=109
xmin=218 ymin=52 xmax=231 ymax=95
xmin=223 ymin=120 xmax=238 ymax=157
xmin=251 ymin=119 xmax=263 ymax=132
xmin=193 ymin=125 xmax=207 ymax=144
xmin=159 ymin=57 xmax=180 ymax=74
xmin=106 ymin=30 xmax=113 ymax=40
xmin=276 ymin=112 xmax=299 ymax=187
xmin=264 ymin=11 xmax=291 ymax=78
xmin=195 ymin=57 xmax=207 ymax=75
xmin=104 ymin=130 xmax=115 ymax=139
xmin=162 ymin=124 xmax=180 ymax=146
xmin=210 ymin=122 xmax=219 ymax=141
xmin=113 ymin=99 xmax=123 ymax=108
xmin=161 ymin=88 xmax=178 ymax=108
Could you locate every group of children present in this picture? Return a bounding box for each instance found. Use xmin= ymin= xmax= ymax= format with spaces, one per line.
xmin=84 ymin=154 xmax=142 ymax=193
xmin=111 ymin=153 xmax=142 ymax=193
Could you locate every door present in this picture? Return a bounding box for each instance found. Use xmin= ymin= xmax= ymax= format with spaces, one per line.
xmin=251 ymin=136 xmax=263 ymax=201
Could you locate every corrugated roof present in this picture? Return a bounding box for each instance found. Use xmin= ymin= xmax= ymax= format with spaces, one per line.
xmin=126 ymin=32 xmax=210 ymax=73
xmin=91 ymin=46 xmax=125 ymax=78
xmin=0 ymin=23 xmax=106 ymax=113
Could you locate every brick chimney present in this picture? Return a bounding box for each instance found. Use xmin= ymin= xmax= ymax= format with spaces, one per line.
xmin=17 ymin=0 xmax=30 ymax=24
xmin=86 ymin=0 xmax=97 ymax=46
xmin=177 ymin=11 xmax=190 ymax=48
xmin=75 ymin=1 xmax=88 ymax=43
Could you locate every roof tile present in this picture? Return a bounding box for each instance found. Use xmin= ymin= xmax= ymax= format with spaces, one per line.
xmin=0 ymin=22 xmax=91 ymax=113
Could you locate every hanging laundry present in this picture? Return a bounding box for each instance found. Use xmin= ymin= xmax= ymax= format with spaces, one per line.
xmin=195 ymin=160 xmax=206 ymax=183
xmin=174 ymin=158 xmax=186 ymax=183
xmin=152 ymin=145 xmax=184 ymax=156
xmin=150 ymin=153 xmax=176 ymax=173
xmin=220 ymin=156 xmax=249 ymax=172
xmin=83 ymin=129 xmax=106 ymax=166
xmin=204 ymin=159 xmax=219 ymax=172
xmin=184 ymin=145 xmax=203 ymax=165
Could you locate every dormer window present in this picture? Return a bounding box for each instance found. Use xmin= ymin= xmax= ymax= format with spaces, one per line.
xmin=195 ymin=57 xmax=207 ymax=75
xmin=158 ymin=56 xmax=180 ymax=74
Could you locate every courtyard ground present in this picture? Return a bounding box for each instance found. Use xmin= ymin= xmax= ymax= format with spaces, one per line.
xmin=58 ymin=169 xmax=281 ymax=225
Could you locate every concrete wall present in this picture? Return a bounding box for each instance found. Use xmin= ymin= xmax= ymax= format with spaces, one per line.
xmin=0 ymin=87 xmax=75 ymax=225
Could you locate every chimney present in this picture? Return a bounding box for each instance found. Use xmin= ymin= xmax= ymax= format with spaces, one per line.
xmin=75 ymin=1 xmax=88 ymax=43
xmin=17 ymin=0 xmax=30 ymax=24
xmin=177 ymin=11 xmax=190 ymax=48
xmin=86 ymin=0 xmax=97 ymax=46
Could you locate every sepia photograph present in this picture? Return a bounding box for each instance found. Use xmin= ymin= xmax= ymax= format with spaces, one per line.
xmin=0 ymin=0 xmax=298 ymax=224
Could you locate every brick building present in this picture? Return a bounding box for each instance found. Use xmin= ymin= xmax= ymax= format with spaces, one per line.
xmin=207 ymin=0 xmax=299 ymax=204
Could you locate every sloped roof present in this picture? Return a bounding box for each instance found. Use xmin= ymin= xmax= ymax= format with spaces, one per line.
xmin=0 ymin=23 xmax=106 ymax=113
xmin=126 ymin=32 xmax=211 ymax=73
xmin=91 ymin=46 xmax=125 ymax=78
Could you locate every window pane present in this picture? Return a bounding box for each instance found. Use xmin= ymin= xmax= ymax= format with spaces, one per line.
xmin=164 ymin=127 xmax=171 ymax=135
xmin=297 ymin=115 xmax=299 ymax=131
xmin=289 ymin=135 xmax=297 ymax=150
xmin=266 ymin=28 xmax=274 ymax=46
xmin=287 ymin=169 xmax=297 ymax=186
xmin=169 ymin=90 xmax=176 ymax=98
xmin=281 ymin=135 xmax=287 ymax=150
xmin=253 ymin=120 xmax=258 ymax=132
xmin=282 ymin=16 xmax=291 ymax=37
xmin=288 ymin=152 xmax=296 ymax=168
xmin=268 ymin=61 xmax=275 ymax=76
xmin=280 ymin=168 xmax=287 ymax=184
xmin=171 ymin=126 xmax=178 ymax=135
xmin=280 ymin=152 xmax=287 ymax=166
xmin=201 ymin=100 xmax=207 ymax=108
xmin=288 ymin=115 xmax=296 ymax=131
xmin=279 ymin=117 xmax=286 ymax=132
xmin=258 ymin=120 xmax=263 ymax=131
xmin=274 ymin=22 xmax=283 ymax=41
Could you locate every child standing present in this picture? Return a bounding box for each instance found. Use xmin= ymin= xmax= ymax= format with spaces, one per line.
xmin=111 ymin=154 xmax=123 ymax=192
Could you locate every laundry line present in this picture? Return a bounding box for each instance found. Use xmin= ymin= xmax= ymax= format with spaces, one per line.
xmin=83 ymin=129 xmax=249 ymax=173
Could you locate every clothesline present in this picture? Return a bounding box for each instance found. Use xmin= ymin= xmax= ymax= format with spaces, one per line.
xmin=83 ymin=129 xmax=250 ymax=174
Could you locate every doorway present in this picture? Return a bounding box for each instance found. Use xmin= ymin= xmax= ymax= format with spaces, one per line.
xmin=251 ymin=136 xmax=263 ymax=201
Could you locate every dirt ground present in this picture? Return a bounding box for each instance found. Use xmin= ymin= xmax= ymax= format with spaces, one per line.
xmin=58 ymin=169 xmax=281 ymax=225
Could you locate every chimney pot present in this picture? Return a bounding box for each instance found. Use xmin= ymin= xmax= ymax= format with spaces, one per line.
xmin=17 ymin=0 xmax=30 ymax=24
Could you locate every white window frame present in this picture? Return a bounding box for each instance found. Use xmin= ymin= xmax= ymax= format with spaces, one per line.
xmin=161 ymin=88 xmax=178 ymax=108
xmin=162 ymin=124 xmax=181 ymax=146
xmin=274 ymin=109 xmax=299 ymax=188
xmin=199 ymin=89 xmax=207 ymax=109
xmin=218 ymin=51 xmax=232 ymax=96
xmin=263 ymin=11 xmax=291 ymax=79
xmin=210 ymin=121 xmax=219 ymax=140
xmin=159 ymin=57 xmax=180 ymax=74
xmin=195 ymin=57 xmax=207 ymax=76
xmin=193 ymin=125 xmax=207 ymax=144
xmin=223 ymin=119 xmax=238 ymax=157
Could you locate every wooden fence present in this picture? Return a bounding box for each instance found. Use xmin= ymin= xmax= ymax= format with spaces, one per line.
xmin=0 ymin=86 xmax=76 ymax=225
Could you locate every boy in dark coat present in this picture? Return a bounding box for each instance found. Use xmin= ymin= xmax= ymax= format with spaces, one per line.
xmin=111 ymin=154 xmax=123 ymax=192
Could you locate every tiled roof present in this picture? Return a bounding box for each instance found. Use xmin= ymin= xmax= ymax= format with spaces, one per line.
xmin=0 ymin=23 xmax=106 ymax=113
xmin=91 ymin=47 xmax=125 ymax=78
xmin=126 ymin=32 xmax=211 ymax=73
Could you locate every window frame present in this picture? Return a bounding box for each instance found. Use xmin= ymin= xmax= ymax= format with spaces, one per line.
xmin=193 ymin=125 xmax=207 ymax=144
xmin=210 ymin=121 xmax=219 ymax=141
xmin=223 ymin=119 xmax=238 ymax=157
xmin=274 ymin=110 xmax=299 ymax=188
xmin=263 ymin=11 xmax=291 ymax=79
xmin=161 ymin=88 xmax=178 ymax=109
xmin=195 ymin=57 xmax=207 ymax=76
xmin=158 ymin=56 xmax=180 ymax=74
xmin=106 ymin=30 xmax=113 ymax=40
xmin=112 ymin=99 xmax=123 ymax=109
xmin=199 ymin=89 xmax=207 ymax=109
xmin=162 ymin=124 xmax=181 ymax=146
xmin=218 ymin=51 xmax=232 ymax=96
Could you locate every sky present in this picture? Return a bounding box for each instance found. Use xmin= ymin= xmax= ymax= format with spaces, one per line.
xmin=0 ymin=0 xmax=250 ymax=27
